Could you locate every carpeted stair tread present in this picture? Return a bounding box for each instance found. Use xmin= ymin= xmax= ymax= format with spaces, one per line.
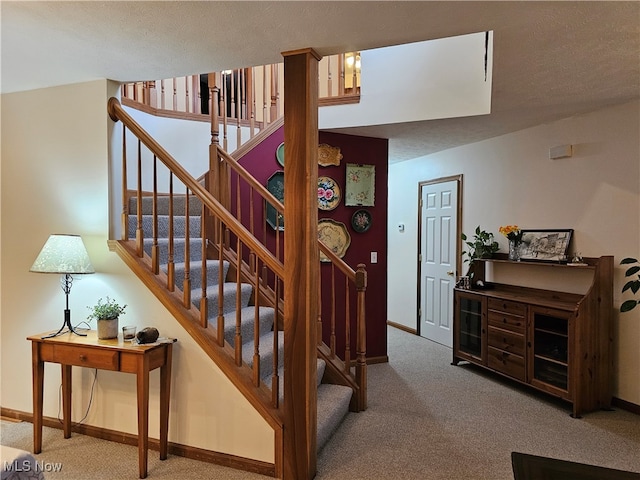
xmin=128 ymin=214 xmax=201 ymax=239
xmin=265 ymin=359 xmax=326 ymax=403
xmin=129 ymin=195 xmax=203 ymax=216
xmin=191 ymin=282 xmax=253 ymax=316
xmin=168 ymin=259 xmax=229 ymax=292
xmin=142 ymin=237 xmax=205 ymax=264
xmin=241 ymin=330 xmax=285 ymax=380
xmin=223 ymin=306 xmax=275 ymax=347
xmin=317 ymin=383 xmax=353 ymax=452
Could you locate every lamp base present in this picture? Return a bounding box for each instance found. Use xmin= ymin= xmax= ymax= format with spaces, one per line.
xmin=41 ymin=309 xmax=87 ymax=339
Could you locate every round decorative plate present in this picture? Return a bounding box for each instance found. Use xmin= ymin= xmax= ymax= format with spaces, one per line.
xmin=317 ymin=176 xmax=341 ymax=211
xmin=276 ymin=142 xmax=285 ymax=167
xmin=351 ymin=209 xmax=372 ymax=233
xmin=318 ymin=219 xmax=351 ymax=262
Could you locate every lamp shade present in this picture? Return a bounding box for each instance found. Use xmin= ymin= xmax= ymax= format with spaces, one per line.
xmin=30 ymin=234 xmax=95 ymax=274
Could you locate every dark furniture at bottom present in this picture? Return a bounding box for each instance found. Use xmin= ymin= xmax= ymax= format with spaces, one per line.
xmin=512 ymin=452 xmax=640 ymax=480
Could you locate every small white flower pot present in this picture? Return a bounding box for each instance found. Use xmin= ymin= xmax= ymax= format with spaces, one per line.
xmin=97 ymin=317 xmax=119 ymax=339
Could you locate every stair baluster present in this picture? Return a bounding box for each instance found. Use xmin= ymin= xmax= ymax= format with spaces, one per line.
xmin=199 ymin=202 xmax=208 ymax=329
xmin=216 ymin=220 xmax=225 ymax=347
xmin=182 ymin=188 xmax=191 ymax=308
xmin=252 ymin=254 xmax=261 ymax=386
xmin=151 ymin=155 xmax=159 ymax=275
xmin=121 ymin=123 xmax=128 ymax=241
xmin=136 ymin=139 xmax=144 ymax=257
xmin=344 ymin=277 xmax=351 ymax=372
xmin=166 ymin=174 xmax=175 ymax=292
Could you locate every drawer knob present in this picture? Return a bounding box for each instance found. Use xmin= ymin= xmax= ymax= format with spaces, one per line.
xmin=79 ymin=354 xmax=87 ymax=361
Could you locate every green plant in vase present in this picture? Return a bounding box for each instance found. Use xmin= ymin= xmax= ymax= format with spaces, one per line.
xmin=620 ymin=257 xmax=639 ymax=312
xmin=461 ymin=226 xmax=500 ymax=280
xmin=87 ymin=297 xmax=127 ymax=339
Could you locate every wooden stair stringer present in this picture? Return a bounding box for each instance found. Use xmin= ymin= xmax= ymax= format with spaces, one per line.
xmin=108 ymin=239 xmax=285 ymax=433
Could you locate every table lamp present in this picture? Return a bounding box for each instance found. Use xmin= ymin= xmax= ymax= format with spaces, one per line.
xmin=30 ymin=234 xmax=95 ymax=338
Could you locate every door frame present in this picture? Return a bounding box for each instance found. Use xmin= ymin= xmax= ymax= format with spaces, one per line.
xmin=416 ymin=174 xmax=463 ymax=336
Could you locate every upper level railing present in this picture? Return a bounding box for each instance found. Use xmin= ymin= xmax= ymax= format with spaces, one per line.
xmin=121 ymin=52 xmax=361 ymax=152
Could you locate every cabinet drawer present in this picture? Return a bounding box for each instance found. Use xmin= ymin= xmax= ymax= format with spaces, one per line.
xmin=487 ymin=346 xmax=525 ymax=382
xmin=52 ymin=345 xmax=120 ymax=371
xmin=488 ymin=310 xmax=526 ymax=332
xmin=488 ymin=298 xmax=526 ymax=317
xmin=488 ymin=326 xmax=525 ymax=357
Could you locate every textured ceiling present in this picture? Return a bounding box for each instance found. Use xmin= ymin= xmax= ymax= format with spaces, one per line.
xmin=2 ymin=1 xmax=639 ymax=162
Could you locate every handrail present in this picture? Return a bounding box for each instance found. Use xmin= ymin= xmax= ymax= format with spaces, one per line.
xmin=108 ymin=97 xmax=284 ymax=278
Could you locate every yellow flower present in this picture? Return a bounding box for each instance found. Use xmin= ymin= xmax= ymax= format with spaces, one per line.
xmin=499 ymin=225 xmax=522 ymax=242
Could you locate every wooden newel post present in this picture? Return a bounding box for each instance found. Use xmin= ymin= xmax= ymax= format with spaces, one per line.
xmin=355 ymin=263 xmax=367 ymax=411
xmin=207 ymin=73 xmax=226 ymax=248
xmin=282 ymin=47 xmax=321 ymax=480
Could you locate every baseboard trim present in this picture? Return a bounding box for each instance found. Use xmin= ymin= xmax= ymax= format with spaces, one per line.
xmin=612 ymin=396 xmax=640 ymax=415
xmin=387 ymin=320 xmax=417 ymax=335
xmin=0 ymin=407 xmax=275 ymax=477
xmin=366 ymin=355 xmax=389 ymax=365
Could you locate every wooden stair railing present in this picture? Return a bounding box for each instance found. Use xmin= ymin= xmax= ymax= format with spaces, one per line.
xmin=108 ymin=96 xmax=286 ymax=431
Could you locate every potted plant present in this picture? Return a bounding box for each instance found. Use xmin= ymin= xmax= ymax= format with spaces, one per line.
xmin=620 ymin=257 xmax=639 ymax=312
xmin=87 ymin=297 xmax=127 ymax=339
xmin=461 ymin=226 xmax=500 ymax=281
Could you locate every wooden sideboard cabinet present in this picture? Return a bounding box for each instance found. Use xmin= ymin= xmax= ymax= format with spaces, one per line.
xmin=452 ymin=255 xmax=613 ymax=417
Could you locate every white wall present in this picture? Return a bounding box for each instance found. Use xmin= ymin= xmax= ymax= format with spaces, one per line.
xmin=320 ymin=31 xmax=492 ymax=129
xmin=0 ymin=80 xmax=274 ymax=463
xmin=388 ymin=100 xmax=640 ymax=404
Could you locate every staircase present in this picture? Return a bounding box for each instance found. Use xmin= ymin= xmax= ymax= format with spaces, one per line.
xmin=108 ymin=56 xmax=367 ymax=478
xmin=127 ymin=195 xmax=354 ymax=452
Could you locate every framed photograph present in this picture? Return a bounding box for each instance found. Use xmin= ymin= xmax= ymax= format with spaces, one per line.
xmin=345 ymin=164 xmax=375 ymax=206
xmin=519 ymin=229 xmax=573 ymax=262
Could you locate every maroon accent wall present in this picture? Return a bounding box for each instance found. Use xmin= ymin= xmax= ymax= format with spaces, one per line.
xmin=237 ymin=128 xmax=388 ymax=360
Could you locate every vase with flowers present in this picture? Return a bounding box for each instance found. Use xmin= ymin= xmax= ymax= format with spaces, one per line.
xmin=499 ymin=225 xmax=523 ymax=261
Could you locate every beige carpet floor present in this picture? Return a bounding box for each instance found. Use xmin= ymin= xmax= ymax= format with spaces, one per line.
xmin=2 ymin=326 xmax=639 ymax=479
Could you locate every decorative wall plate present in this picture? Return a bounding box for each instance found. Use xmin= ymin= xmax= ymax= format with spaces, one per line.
xmin=318 ymin=219 xmax=351 ymax=262
xmin=351 ymin=209 xmax=372 ymax=233
xmin=317 ymin=176 xmax=341 ymax=211
xmin=276 ymin=142 xmax=285 ymax=167
xmin=266 ymin=171 xmax=285 ymax=231
xmin=318 ymin=144 xmax=343 ymax=167
xmin=345 ymin=163 xmax=375 ymax=206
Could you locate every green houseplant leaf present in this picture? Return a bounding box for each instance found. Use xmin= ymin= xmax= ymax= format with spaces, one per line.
xmin=620 ymin=258 xmax=639 ymax=313
xmin=87 ymin=297 xmax=127 ymax=321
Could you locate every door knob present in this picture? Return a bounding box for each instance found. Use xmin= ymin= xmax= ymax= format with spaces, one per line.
xmin=447 ymin=271 xmax=454 ymax=276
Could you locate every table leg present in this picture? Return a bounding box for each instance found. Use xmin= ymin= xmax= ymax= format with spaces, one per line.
xmin=31 ymin=342 xmax=44 ymax=454
xmin=159 ymin=343 xmax=173 ymax=461
xmin=136 ymin=355 xmax=150 ymax=479
xmin=61 ymin=364 xmax=72 ymax=438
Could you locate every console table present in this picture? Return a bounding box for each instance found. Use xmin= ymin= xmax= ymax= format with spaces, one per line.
xmin=28 ymin=330 xmax=175 ymax=479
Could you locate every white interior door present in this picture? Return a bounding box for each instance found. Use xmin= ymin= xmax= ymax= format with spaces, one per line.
xmin=419 ymin=179 xmax=458 ymax=347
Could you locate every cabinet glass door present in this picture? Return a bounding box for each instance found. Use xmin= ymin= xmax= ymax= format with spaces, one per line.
xmin=532 ymin=312 xmax=568 ymax=391
xmin=459 ymin=296 xmax=482 ymax=357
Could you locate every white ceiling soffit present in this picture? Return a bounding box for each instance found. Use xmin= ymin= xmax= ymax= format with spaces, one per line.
xmin=2 ymin=1 xmax=638 ymax=162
